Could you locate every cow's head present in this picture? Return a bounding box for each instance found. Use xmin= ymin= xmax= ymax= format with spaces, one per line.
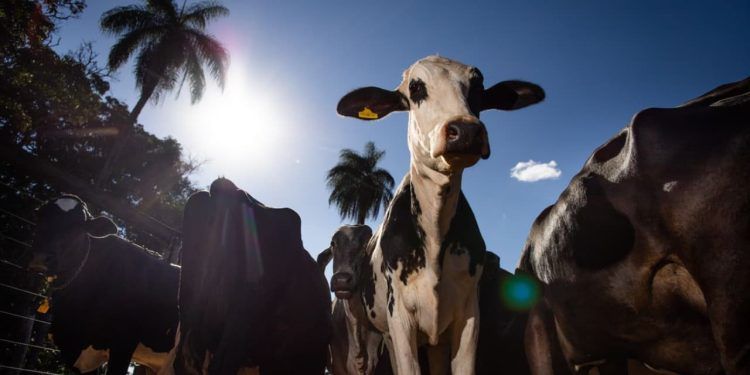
xmin=28 ymin=195 xmax=117 ymax=274
xmin=337 ymin=55 xmax=544 ymax=173
xmin=317 ymin=225 xmax=373 ymax=299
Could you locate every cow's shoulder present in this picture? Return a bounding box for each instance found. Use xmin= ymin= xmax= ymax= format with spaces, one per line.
xmin=379 ymin=178 xmax=426 ymax=284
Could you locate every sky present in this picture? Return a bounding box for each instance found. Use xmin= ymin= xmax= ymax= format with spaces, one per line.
xmin=54 ymin=0 xmax=750 ymax=272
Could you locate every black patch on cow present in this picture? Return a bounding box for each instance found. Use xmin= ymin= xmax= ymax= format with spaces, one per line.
xmin=569 ymin=175 xmax=635 ymax=269
xmin=409 ymin=78 xmax=428 ymax=107
xmin=360 ymin=255 xmax=376 ymax=311
xmin=386 ymin=274 xmax=395 ymax=316
xmin=438 ymin=192 xmax=486 ymax=276
xmin=370 ymin=310 xmax=376 ymax=319
xmin=380 ymin=180 xmax=427 ymax=285
xmin=468 ymin=68 xmax=485 ymax=116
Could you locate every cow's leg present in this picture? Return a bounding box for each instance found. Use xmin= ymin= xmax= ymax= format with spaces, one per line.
xmin=449 ymin=295 xmax=479 ymax=375
xmin=107 ymin=342 xmax=139 ymax=375
xmin=386 ymin=313 xmax=420 ymax=375
xmin=525 ymin=304 xmax=572 ymax=375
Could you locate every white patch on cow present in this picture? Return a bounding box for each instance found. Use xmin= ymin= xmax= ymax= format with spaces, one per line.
xmin=74 ymin=346 xmax=109 ymax=373
xmin=55 ymin=197 xmax=79 ymax=212
xmin=510 ymin=160 xmax=562 ymax=182
xmin=663 ymin=180 xmax=678 ymax=192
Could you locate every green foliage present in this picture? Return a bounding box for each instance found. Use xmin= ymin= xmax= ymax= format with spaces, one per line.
xmin=326 ymin=142 xmax=395 ymax=225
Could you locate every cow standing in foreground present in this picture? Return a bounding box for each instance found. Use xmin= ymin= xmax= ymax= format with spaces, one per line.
xmin=519 ymin=77 xmax=750 ymax=374
xmin=175 ymin=178 xmax=332 ymax=374
xmin=336 ymin=55 xmax=544 ymax=374
xmin=28 ymin=195 xmax=178 ymax=374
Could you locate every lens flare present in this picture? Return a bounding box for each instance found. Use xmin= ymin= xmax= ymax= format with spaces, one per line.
xmin=500 ymin=273 xmax=541 ymax=311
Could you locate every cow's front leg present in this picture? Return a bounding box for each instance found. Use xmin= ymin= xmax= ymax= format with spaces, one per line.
xmin=450 ymin=293 xmax=479 ymax=375
xmin=386 ymin=309 xmax=420 ymax=375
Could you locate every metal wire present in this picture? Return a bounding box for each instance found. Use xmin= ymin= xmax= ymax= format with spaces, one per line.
xmin=0 ymin=207 xmax=35 ymax=226
xmin=0 ymin=338 xmax=58 ymax=353
xmin=0 ymin=310 xmax=50 ymax=325
xmin=0 ymin=282 xmax=46 ymax=299
xmin=0 ymin=233 xmax=32 ymax=248
xmin=0 ymin=365 xmax=61 ymax=375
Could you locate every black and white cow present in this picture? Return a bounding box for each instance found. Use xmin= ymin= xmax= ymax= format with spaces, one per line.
xmin=317 ymin=225 xmax=396 ymax=375
xmin=519 ymin=77 xmax=750 ymax=374
xmin=28 ymin=195 xmax=179 ymax=374
xmin=174 ymin=178 xmax=332 ymax=374
xmin=336 ymin=55 xmax=544 ymax=374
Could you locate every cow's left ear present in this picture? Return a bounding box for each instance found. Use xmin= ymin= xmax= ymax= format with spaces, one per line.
xmin=85 ymin=216 xmax=118 ymax=237
xmin=316 ymin=248 xmax=332 ymax=271
xmin=337 ymin=87 xmax=408 ymax=120
xmin=481 ymin=80 xmax=545 ymax=111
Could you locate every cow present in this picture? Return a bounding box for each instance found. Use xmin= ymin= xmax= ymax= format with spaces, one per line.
xmin=318 ymin=225 xmax=534 ymax=375
xmin=317 ymin=225 xmax=394 ymax=375
xmin=174 ymin=177 xmax=332 ymax=374
xmin=27 ymin=194 xmax=179 ymax=375
xmin=519 ymin=77 xmax=750 ymax=374
xmin=336 ymin=55 xmax=545 ymax=374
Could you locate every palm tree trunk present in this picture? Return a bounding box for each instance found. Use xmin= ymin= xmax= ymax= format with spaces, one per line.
xmin=94 ymin=84 xmax=156 ymax=188
xmin=357 ymin=208 xmax=366 ymax=225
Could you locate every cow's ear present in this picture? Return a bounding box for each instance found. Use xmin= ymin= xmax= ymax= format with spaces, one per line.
xmin=85 ymin=216 xmax=118 ymax=237
xmin=337 ymin=87 xmax=408 ymax=120
xmin=316 ymin=247 xmax=332 ymax=271
xmin=481 ymin=80 xmax=545 ymax=111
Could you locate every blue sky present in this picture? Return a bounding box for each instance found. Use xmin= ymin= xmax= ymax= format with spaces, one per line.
xmin=55 ymin=0 xmax=750 ymax=271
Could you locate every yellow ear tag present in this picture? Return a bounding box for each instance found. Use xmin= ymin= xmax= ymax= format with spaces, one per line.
xmin=46 ymin=276 xmax=56 ymax=283
xmin=37 ymin=298 xmax=50 ymax=314
xmin=358 ymin=107 xmax=378 ymax=119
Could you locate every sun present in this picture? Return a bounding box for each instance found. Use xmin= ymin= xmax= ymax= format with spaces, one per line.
xmin=185 ymin=59 xmax=283 ymax=173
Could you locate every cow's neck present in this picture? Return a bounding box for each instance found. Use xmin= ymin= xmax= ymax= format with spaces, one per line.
xmin=409 ymin=161 xmax=463 ymax=264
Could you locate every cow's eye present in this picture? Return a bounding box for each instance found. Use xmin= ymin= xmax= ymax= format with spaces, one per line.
xmin=409 ymin=78 xmax=428 ymax=106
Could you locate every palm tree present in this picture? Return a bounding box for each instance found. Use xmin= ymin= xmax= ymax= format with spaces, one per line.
xmin=326 ymin=142 xmax=395 ymax=225
xmin=95 ymin=0 xmax=230 ymax=187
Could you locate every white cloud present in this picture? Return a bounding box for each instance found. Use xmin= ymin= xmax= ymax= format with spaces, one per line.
xmin=510 ymin=160 xmax=562 ymax=182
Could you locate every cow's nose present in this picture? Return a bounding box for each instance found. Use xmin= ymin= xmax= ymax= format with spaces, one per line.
xmin=444 ymin=120 xmax=490 ymax=159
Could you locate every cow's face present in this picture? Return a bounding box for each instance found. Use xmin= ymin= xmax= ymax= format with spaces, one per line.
xmin=317 ymin=225 xmax=373 ymax=299
xmin=28 ymin=195 xmax=117 ymax=274
xmin=337 ymin=56 xmax=545 ymax=173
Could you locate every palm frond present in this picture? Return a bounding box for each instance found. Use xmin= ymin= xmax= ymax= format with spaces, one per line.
xmin=146 ymin=0 xmax=178 ymax=19
xmin=106 ymin=26 xmax=165 ymax=70
xmin=186 ymin=29 xmax=229 ymax=89
xmin=182 ymin=50 xmax=206 ymax=104
xmin=182 ymin=1 xmax=229 ymax=29
xmin=100 ymin=5 xmax=155 ymax=35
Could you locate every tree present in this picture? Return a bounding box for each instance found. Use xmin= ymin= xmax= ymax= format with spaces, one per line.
xmin=95 ymin=0 xmax=229 ymax=187
xmin=326 ymin=142 xmax=395 ymax=225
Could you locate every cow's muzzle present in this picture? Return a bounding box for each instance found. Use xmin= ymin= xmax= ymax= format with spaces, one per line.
xmin=432 ymin=116 xmax=490 ymax=164
xmin=331 ymin=272 xmax=355 ymax=299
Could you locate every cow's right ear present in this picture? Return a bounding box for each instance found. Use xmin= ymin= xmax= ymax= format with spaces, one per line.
xmin=316 ymin=247 xmax=332 ymax=271
xmin=85 ymin=216 xmax=118 ymax=237
xmin=337 ymin=87 xmax=408 ymax=120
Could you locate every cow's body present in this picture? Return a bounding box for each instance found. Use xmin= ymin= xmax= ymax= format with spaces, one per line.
xmin=175 ymin=178 xmax=331 ymax=374
xmin=336 ymin=55 xmax=544 ymax=374
xmin=28 ymin=196 xmax=178 ymax=375
xmin=520 ymin=78 xmax=750 ymax=374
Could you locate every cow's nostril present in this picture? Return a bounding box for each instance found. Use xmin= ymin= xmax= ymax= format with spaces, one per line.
xmin=447 ymin=125 xmax=460 ymax=142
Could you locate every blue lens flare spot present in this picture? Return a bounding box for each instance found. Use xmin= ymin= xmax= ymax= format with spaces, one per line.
xmin=500 ymin=273 xmax=541 ymax=311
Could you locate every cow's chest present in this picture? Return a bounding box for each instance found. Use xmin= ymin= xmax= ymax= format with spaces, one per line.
xmin=365 ymin=242 xmax=480 ymax=342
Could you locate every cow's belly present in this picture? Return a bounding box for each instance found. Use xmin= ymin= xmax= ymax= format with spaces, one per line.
xmin=72 ymin=343 xmax=170 ymax=374
xmin=74 ymin=346 xmax=109 ymax=373
xmin=132 ymin=343 xmax=171 ymax=372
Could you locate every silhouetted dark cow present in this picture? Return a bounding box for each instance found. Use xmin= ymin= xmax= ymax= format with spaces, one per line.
xmin=519 ymin=77 xmax=750 ymax=375
xmin=28 ymin=195 xmax=178 ymax=374
xmin=175 ymin=178 xmax=331 ymax=374
xmin=336 ymin=55 xmax=544 ymax=374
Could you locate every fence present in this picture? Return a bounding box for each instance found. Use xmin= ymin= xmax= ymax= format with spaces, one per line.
xmin=0 ymin=177 xmax=180 ymax=375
